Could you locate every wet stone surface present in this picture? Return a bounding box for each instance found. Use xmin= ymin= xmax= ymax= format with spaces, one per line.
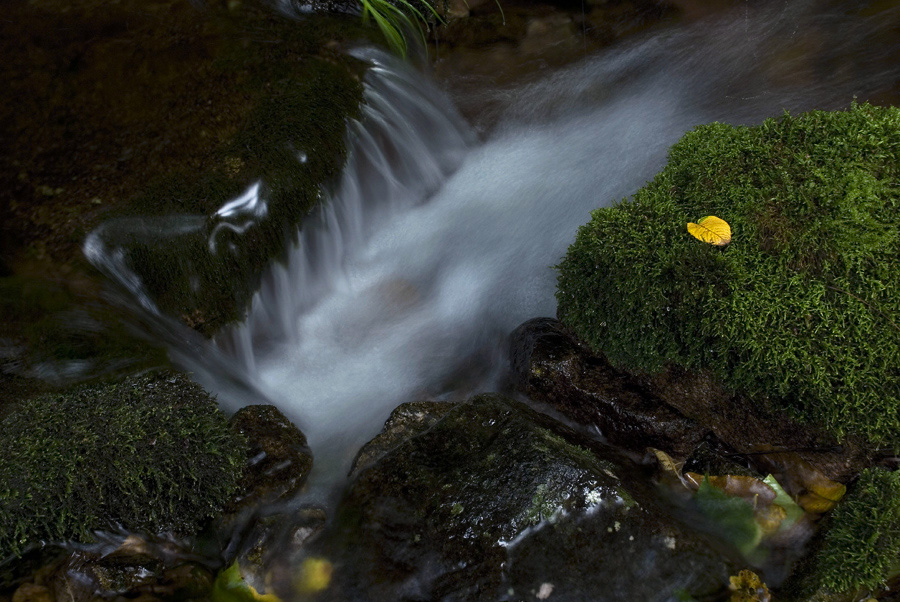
xmin=510 ymin=317 xmax=708 ymax=458
xmin=503 ymin=501 xmax=732 ymax=602
xmin=306 ymin=394 xmax=733 ymax=601
xmin=227 ymin=404 xmax=314 ymax=513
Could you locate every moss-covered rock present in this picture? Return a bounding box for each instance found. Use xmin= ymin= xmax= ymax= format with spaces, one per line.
xmin=0 ymin=371 xmax=245 ymax=559
xmin=785 ymin=468 xmax=900 ymax=600
xmin=556 ymin=102 xmax=900 ymax=444
xmin=1 ymin=0 xmax=372 ymax=338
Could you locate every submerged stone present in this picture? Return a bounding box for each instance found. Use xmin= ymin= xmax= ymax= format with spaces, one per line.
xmin=309 ymin=394 xmax=733 ymax=601
xmin=227 ymin=404 xmax=314 ymax=512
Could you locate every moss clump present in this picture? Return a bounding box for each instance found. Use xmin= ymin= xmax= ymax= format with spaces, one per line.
xmin=117 ymin=16 xmax=366 ymax=335
xmin=802 ymin=468 xmax=900 ymax=595
xmin=556 ymin=102 xmax=900 ymax=443
xmin=0 ymin=371 xmax=245 ymax=558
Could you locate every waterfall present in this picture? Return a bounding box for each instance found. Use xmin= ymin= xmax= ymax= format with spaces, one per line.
xmin=85 ymin=1 xmax=900 ymax=498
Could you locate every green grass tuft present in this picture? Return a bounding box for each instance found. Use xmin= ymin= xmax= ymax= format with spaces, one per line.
xmin=361 ymin=0 xmax=442 ymax=57
xmin=556 ymin=102 xmax=900 ymax=443
xmin=0 ymin=371 xmax=245 ymax=559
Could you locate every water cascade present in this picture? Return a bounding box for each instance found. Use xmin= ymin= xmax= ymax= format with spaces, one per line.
xmin=87 ymin=1 xmax=900 ymax=502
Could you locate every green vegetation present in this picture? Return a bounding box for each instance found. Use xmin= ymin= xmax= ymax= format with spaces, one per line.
xmin=556 ymin=103 xmax=900 ymax=443
xmin=0 ymin=371 xmax=245 ymax=558
xmin=122 ymin=47 xmax=363 ymax=335
xmin=793 ymin=468 xmax=900 ymax=596
xmin=85 ymin=6 xmax=371 ymax=337
xmin=361 ymin=0 xmax=442 ymax=57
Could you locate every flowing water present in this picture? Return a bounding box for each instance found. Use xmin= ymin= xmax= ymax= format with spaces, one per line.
xmin=87 ymin=0 xmax=899 ymax=506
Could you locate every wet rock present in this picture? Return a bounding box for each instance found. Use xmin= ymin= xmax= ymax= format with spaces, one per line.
xmin=510 ymin=318 xmax=871 ymax=488
xmin=222 ymin=506 xmax=328 ymax=599
xmin=311 ymin=394 xmax=733 ymax=601
xmin=8 ymin=537 xmax=214 ymax=602
xmin=510 ymin=317 xmax=707 ymax=458
xmin=638 ymin=366 xmax=869 ymax=484
xmin=504 ymin=501 xmax=731 ymax=602
xmin=227 ymin=404 xmax=314 ymax=512
xmin=350 ymin=400 xmax=457 ymax=478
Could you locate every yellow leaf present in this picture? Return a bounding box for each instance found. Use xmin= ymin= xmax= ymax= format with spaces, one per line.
xmin=212 ymin=562 xmax=282 ymax=602
xmin=798 ymin=489 xmax=845 ymax=514
xmin=295 ymin=557 xmax=333 ymax=594
xmin=729 ymin=570 xmax=771 ymax=602
xmin=687 ymin=216 xmax=732 ymax=246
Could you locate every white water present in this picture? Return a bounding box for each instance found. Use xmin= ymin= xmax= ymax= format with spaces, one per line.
xmin=87 ymin=1 xmax=900 ymax=498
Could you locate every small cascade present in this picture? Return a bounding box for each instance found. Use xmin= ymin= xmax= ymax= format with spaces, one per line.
xmin=214 ymin=47 xmax=474 ymax=372
xmin=84 ymin=1 xmax=900 ymax=499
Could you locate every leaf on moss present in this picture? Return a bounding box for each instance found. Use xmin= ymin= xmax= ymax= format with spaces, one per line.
xmin=687 ymin=215 xmax=732 ymax=246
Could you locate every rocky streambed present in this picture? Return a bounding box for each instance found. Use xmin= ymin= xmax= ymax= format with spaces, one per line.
xmin=4 ymin=0 xmax=900 ymax=601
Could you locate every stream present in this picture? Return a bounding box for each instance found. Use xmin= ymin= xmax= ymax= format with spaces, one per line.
xmin=83 ymin=0 xmax=900 ymax=592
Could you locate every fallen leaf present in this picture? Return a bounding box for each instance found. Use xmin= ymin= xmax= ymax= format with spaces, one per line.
xmin=763 ymin=474 xmax=805 ymax=529
xmin=687 ymin=216 xmax=732 ymax=246
xmin=647 ymin=447 xmax=687 ymax=489
xmin=754 ymin=503 xmax=787 ymax=535
xmin=755 ymin=453 xmax=846 ymax=515
xmin=694 ymin=479 xmax=763 ymax=555
xmin=295 ymin=557 xmax=333 ymax=594
xmin=685 ymin=473 xmax=777 ymax=506
xmin=729 ymin=570 xmax=771 ymax=602
xmin=211 ymin=562 xmax=282 ymax=602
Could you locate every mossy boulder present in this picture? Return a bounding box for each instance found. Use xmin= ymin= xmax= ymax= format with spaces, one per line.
xmin=785 ymin=467 xmax=900 ymax=600
xmin=1 ymin=0 xmax=372 ymax=338
xmin=556 ymin=102 xmax=900 ymax=444
xmin=0 ymin=371 xmax=245 ymax=559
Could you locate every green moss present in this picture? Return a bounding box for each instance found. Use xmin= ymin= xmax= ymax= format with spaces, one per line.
xmin=0 ymin=371 xmax=245 ymax=558
xmin=556 ymin=103 xmax=900 ymax=443
xmin=105 ymin=11 xmax=367 ymax=336
xmin=811 ymin=468 xmax=900 ymax=594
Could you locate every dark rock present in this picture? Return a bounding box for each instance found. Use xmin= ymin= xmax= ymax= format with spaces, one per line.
xmin=228 ymin=405 xmax=314 ymax=512
xmin=350 ymin=400 xmax=457 ymax=478
xmin=682 ymin=438 xmax=760 ymax=479
xmin=638 ymin=366 xmax=869 ymax=484
xmin=8 ymin=537 xmax=214 ymax=602
xmin=510 ymin=317 xmax=871 ymax=486
xmin=222 ymin=506 xmax=328 ymax=599
xmin=510 ymin=317 xmax=707 ymax=458
xmin=504 ymin=501 xmax=731 ymax=602
xmin=312 ymin=394 xmax=732 ymax=601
